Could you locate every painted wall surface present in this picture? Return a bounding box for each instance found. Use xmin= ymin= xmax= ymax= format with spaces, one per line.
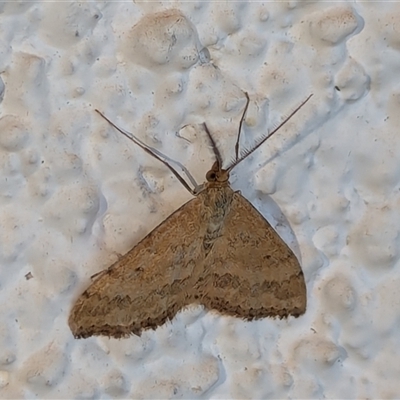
xmin=0 ymin=1 xmax=399 ymax=398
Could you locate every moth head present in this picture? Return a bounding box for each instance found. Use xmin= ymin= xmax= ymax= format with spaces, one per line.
xmin=206 ymin=161 xmax=230 ymax=183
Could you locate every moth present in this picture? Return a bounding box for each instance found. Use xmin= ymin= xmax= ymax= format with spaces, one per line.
xmin=69 ymin=93 xmax=312 ymax=338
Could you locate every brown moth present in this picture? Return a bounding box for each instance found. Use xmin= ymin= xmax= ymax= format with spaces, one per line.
xmin=69 ymin=93 xmax=312 ymax=338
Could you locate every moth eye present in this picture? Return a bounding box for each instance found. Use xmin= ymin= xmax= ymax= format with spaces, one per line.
xmin=206 ymin=170 xmax=216 ymax=181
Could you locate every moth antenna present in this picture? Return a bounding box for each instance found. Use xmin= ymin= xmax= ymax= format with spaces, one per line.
xmin=125 ymin=136 xmax=199 ymax=190
xmin=95 ymin=110 xmax=199 ymax=195
xmin=226 ymin=94 xmax=313 ymax=172
xmin=234 ymin=91 xmax=251 ymax=162
xmin=202 ymin=122 xmax=223 ymax=168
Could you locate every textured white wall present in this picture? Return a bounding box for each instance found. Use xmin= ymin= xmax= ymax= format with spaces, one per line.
xmin=0 ymin=1 xmax=399 ymax=398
